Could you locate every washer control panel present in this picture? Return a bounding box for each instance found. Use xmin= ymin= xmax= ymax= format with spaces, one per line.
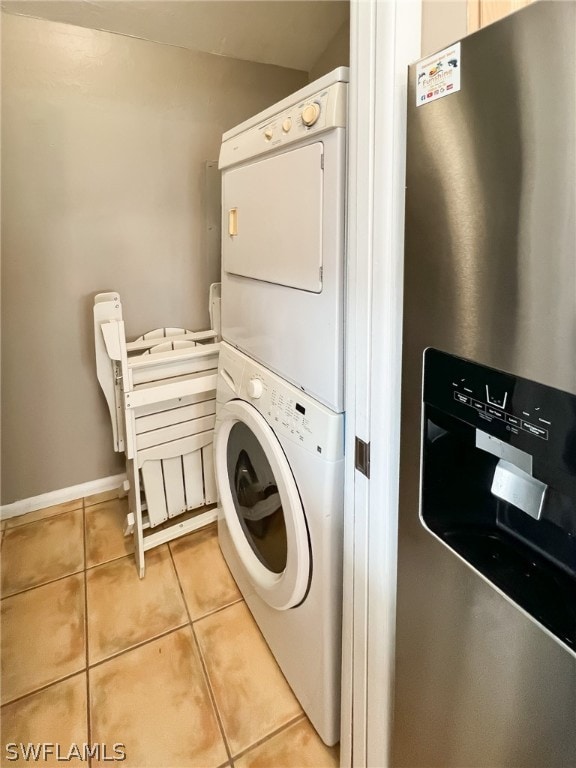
xmin=219 ymin=343 xmax=343 ymax=460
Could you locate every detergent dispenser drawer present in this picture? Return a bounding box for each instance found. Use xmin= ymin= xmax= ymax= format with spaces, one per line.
xmin=421 ymin=348 xmax=576 ymax=652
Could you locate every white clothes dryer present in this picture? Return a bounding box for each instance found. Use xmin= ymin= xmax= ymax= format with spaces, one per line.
xmin=218 ymin=68 xmax=348 ymax=413
xmin=214 ymin=341 xmax=344 ymax=746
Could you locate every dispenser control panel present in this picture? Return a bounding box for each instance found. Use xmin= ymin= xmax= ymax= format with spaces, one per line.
xmin=422 ymin=348 xmax=576 ymax=492
xmin=424 ymin=349 xmax=562 ymax=442
xmin=452 ymin=381 xmax=550 ymax=440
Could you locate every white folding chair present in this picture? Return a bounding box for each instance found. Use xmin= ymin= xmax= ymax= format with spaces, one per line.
xmin=93 ymin=287 xmax=221 ymax=576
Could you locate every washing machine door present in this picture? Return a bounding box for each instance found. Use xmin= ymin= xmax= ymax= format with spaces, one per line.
xmin=215 ymin=399 xmax=310 ymax=610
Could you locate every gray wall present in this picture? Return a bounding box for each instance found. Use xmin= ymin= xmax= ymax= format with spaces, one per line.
xmin=1 ymin=13 xmax=307 ymax=504
xmin=309 ymin=18 xmax=350 ymax=82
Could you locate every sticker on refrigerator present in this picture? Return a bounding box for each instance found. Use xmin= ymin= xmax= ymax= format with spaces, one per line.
xmin=416 ymin=42 xmax=461 ymax=106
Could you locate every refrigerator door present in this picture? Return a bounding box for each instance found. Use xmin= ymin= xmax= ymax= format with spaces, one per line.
xmin=396 ymin=3 xmax=576 ymax=767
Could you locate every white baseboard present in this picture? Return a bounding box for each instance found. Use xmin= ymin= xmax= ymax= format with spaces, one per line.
xmin=0 ymin=473 xmax=127 ymax=520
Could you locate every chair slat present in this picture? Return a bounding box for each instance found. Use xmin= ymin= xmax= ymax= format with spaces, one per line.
xmin=141 ymin=461 xmax=168 ymax=527
xmin=136 ymin=414 xmax=216 ymax=451
xmin=135 ymin=400 xmax=216 ymax=434
xmin=183 ymin=451 xmax=205 ymax=510
xmin=162 ymin=456 xmax=187 ymax=518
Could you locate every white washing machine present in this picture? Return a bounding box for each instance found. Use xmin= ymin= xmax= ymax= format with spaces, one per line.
xmin=214 ymin=341 xmax=344 ymax=746
xmin=218 ymin=68 xmax=348 ymax=413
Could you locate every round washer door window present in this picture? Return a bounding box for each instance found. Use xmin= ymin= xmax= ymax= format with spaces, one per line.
xmin=215 ymin=399 xmax=310 ymax=610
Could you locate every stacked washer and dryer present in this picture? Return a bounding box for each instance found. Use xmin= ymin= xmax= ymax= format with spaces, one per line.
xmin=214 ymin=68 xmax=348 ymax=747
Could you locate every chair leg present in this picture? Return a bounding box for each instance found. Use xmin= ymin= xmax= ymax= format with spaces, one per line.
xmin=123 ymin=512 xmax=135 ymax=537
xmin=136 ymin=545 xmax=145 ymax=579
xmin=127 ymin=459 xmax=146 ymax=578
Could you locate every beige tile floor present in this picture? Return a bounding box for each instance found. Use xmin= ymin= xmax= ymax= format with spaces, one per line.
xmin=1 ymin=494 xmax=339 ymax=767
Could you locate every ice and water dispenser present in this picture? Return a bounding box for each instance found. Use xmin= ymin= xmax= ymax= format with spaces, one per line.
xmin=421 ymin=348 xmax=576 ymax=652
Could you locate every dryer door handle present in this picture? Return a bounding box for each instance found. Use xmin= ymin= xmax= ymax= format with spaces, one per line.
xmin=228 ymin=208 xmax=238 ymax=236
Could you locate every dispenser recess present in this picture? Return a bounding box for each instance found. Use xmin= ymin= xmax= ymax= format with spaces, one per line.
xmin=421 ymin=348 xmax=576 ymax=653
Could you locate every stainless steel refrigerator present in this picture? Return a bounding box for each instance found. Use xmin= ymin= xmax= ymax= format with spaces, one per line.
xmin=395 ymin=3 xmax=576 ymax=766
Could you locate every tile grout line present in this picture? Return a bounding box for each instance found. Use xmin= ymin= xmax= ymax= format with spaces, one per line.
xmin=230 ymin=713 xmax=308 ymax=764
xmin=0 ymin=668 xmax=87 ymax=709
xmin=82 ymin=500 xmax=92 ymax=768
xmin=190 ymin=624 xmax=235 ymax=766
xmin=87 ymin=622 xmax=190 ymax=671
xmin=82 ymin=530 xmax=187 ymax=668
xmin=2 ymin=503 xmax=84 ymax=531
xmin=83 ymin=494 xmax=133 ymax=572
xmin=86 ymin=549 xmax=135 ymax=575
xmin=1 ymin=506 xmax=87 ymax=600
xmin=1 ymin=503 xmax=87 ymax=709
xmin=83 ymin=491 xmax=122 ymax=510
xmin=189 ymin=610 xmax=311 ymax=766
xmin=2 ymin=491 xmax=120 ymax=535
xmin=168 ymin=533 xmax=309 ymax=764
xmin=166 ymin=540 xmax=235 ymax=765
xmin=2 ymin=499 xmax=312 ymax=766
xmin=1 ymin=565 xmax=86 ymax=600
xmin=190 ymin=595 xmax=244 ymax=623
xmin=85 ymin=551 xmax=134 ymax=573
xmin=1 ymin=490 xmax=119 ymax=530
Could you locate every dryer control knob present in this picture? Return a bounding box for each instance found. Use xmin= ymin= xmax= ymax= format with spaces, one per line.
xmin=301 ymin=102 xmax=320 ymax=127
xmin=247 ymin=378 xmax=264 ymax=399
xmin=264 ymin=127 xmax=274 ymax=140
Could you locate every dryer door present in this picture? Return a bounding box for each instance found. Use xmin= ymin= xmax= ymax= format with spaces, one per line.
xmin=222 ymin=143 xmax=324 ymax=292
xmin=215 ymin=399 xmax=311 ymax=610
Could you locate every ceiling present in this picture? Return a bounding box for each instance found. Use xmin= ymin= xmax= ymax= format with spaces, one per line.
xmin=1 ymin=0 xmax=349 ymax=72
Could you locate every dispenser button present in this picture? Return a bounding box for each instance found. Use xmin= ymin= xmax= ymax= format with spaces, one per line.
xmin=521 ymin=421 xmax=549 ymax=440
xmin=491 ymin=460 xmax=547 ymax=520
xmin=486 ymin=406 xmax=505 ymax=420
xmin=471 ymin=399 xmax=485 ymax=412
xmin=506 ymin=414 xmax=521 ymax=427
xmin=454 ymin=392 xmax=470 ymax=405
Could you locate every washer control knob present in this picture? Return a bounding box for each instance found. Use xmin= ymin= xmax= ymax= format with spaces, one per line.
xmin=264 ymin=127 xmax=274 ymax=140
xmin=301 ymin=102 xmax=320 ymax=127
xmin=282 ymin=118 xmax=292 ymax=133
xmin=247 ymin=378 xmax=264 ymax=399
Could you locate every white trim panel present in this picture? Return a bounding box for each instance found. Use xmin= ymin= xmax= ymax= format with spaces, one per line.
xmin=365 ymin=2 xmax=422 ymax=767
xmin=341 ymin=2 xmax=378 ymax=765
xmin=342 ymin=1 xmax=422 ymax=767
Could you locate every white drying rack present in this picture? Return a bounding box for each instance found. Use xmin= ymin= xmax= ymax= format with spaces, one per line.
xmin=94 ymin=285 xmax=221 ymax=577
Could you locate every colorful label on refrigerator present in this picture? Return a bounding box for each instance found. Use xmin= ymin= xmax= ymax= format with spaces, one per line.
xmin=416 ymin=42 xmax=461 ymax=106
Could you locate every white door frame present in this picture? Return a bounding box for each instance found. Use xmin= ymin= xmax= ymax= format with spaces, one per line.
xmin=342 ymin=2 xmax=421 ymax=766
